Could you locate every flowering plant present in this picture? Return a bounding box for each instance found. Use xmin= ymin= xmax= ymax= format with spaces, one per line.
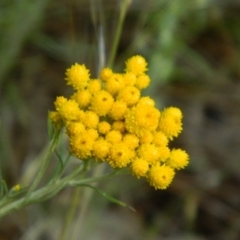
xmin=0 ymin=55 xmax=188 ymax=223
xmin=50 ymin=55 xmax=189 ymax=190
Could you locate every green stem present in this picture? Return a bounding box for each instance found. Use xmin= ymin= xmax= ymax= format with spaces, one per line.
xmin=68 ymin=168 xmax=127 ymax=187
xmin=0 ymin=160 xmax=84 ymax=218
xmin=70 ymin=164 xmax=106 ymax=238
xmin=0 ymin=180 xmax=60 ymax=218
xmin=107 ymin=0 xmax=130 ymax=68
xmin=59 ymin=188 xmax=81 ymax=240
xmin=58 ymin=161 xmax=90 ymax=240
xmin=25 ymin=130 xmax=60 ymax=200
xmin=0 ymin=164 xmax=126 ymax=218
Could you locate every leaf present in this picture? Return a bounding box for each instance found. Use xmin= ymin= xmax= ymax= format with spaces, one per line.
xmin=80 ymin=183 xmax=136 ymax=212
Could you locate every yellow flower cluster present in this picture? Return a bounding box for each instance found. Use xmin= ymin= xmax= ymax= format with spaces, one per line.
xmin=49 ymin=55 xmax=189 ymax=190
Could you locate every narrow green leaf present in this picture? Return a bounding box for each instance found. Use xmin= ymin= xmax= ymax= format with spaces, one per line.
xmin=80 ymin=183 xmax=136 ymax=211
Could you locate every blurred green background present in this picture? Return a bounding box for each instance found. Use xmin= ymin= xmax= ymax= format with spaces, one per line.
xmin=1 ymin=0 xmax=240 ymax=239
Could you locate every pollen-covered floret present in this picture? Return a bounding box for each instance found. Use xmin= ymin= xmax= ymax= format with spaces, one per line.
xmin=108 ymin=142 xmax=134 ymax=168
xmin=71 ymin=90 xmax=92 ymax=108
xmin=135 ymin=74 xmax=150 ymax=90
xmin=158 ymin=146 xmax=171 ymax=162
xmin=66 ymin=121 xmax=85 ymax=136
xmin=65 ymin=63 xmax=90 ymax=90
xmin=69 ymin=131 xmax=95 ymax=159
xmin=105 ymin=74 xmax=125 ymax=96
xmin=93 ymin=138 xmax=111 ymax=160
xmin=54 ymin=96 xmax=68 ymax=111
xmin=57 ymin=99 xmax=81 ymax=122
xmin=117 ymin=86 xmax=140 ymax=107
xmin=108 ymin=101 xmax=127 ymax=120
xmin=137 ymin=143 xmax=161 ymax=164
xmin=125 ymin=103 xmax=160 ymax=136
xmin=49 ymin=111 xmax=63 ymax=129
xmin=131 ymin=158 xmax=149 ymax=178
xmin=167 ymin=149 xmax=189 ymax=169
xmin=88 ymin=79 xmax=102 ymax=94
xmin=100 ymin=68 xmax=113 ymax=81
xmin=148 ymin=164 xmax=175 ymax=190
xmin=158 ymin=107 xmax=183 ymax=140
xmin=98 ymin=121 xmax=111 ymax=135
xmin=87 ymin=128 xmax=99 ymax=141
xmin=82 ymin=111 xmax=99 ymax=129
xmin=112 ymin=121 xmax=126 ymax=133
xmin=123 ymin=72 xmax=137 ymax=86
xmin=139 ymin=131 xmax=153 ymax=144
xmin=106 ymin=130 xmax=122 ymax=144
xmin=122 ymin=134 xmax=139 ymax=150
xmin=125 ymin=55 xmax=148 ymax=76
xmin=90 ymin=90 xmax=114 ymax=116
xmin=152 ymin=131 xmax=168 ymax=147
xmin=137 ymin=96 xmax=155 ymax=107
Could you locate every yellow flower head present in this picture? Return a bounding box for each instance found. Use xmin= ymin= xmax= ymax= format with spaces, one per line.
xmin=71 ymin=90 xmax=91 ymax=108
xmin=82 ymin=111 xmax=99 ymax=129
xmin=125 ymin=55 xmax=148 ymax=76
xmin=164 ymin=107 xmax=183 ymax=121
xmin=135 ymin=103 xmax=160 ymax=130
xmin=167 ymin=149 xmax=189 ymax=170
xmin=87 ymin=128 xmax=99 ymax=141
xmin=66 ymin=121 xmax=85 ymax=136
xmin=88 ymin=79 xmax=102 ymax=94
xmin=131 ymin=158 xmax=149 ymax=178
xmin=108 ymin=101 xmax=127 ymax=120
xmin=152 ymin=131 xmax=169 ymax=147
xmin=98 ymin=121 xmax=111 ymax=135
xmin=105 ymin=74 xmax=125 ymax=96
xmin=158 ymin=146 xmax=171 ymax=162
xmin=135 ymin=74 xmax=150 ymax=90
xmin=97 ymin=121 xmax=111 ymax=135
xmin=137 ymin=96 xmax=155 ymax=107
xmin=93 ymin=138 xmax=111 ymax=160
xmin=158 ymin=107 xmax=183 ymax=140
xmin=90 ymin=90 xmax=114 ymax=116
xmin=117 ymin=86 xmax=140 ymax=107
xmin=123 ymin=72 xmax=137 ymax=86
xmin=148 ymin=164 xmax=175 ymax=190
xmin=49 ymin=111 xmax=63 ymax=129
xmin=112 ymin=121 xmax=126 ymax=133
xmin=65 ymin=63 xmax=90 ymax=90
xmin=69 ymin=131 xmax=95 ymax=159
xmin=125 ymin=104 xmax=160 ymax=136
xmin=108 ymin=142 xmax=134 ymax=168
xmin=50 ymin=55 xmax=189 ymax=191
xmin=100 ymin=68 xmax=113 ymax=81
xmin=58 ymin=99 xmax=81 ymax=122
xmin=139 ymin=131 xmax=153 ymax=144
xmin=106 ymin=130 xmax=122 ymax=144
xmin=137 ymin=143 xmax=161 ymax=164
xmin=54 ymin=96 xmax=68 ymax=111
xmin=122 ymin=133 xmax=139 ymax=150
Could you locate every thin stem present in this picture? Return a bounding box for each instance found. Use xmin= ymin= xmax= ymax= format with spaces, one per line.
xmin=70 ymin=164 xmax=106 ymax=238
xmin=0 ymin=162 xmax=84 ymax=218
xmin=25 ymin=131 xmax=60 ymax=200
xmin=59 ymin=188 xmax=81 ymax=240
xmin=107 ymin=0 xmax=130 ymax=68
xmin=0 ymin=163 xmax=127 ymax=218
xmin=68 ymin=168 xmax=127 ymax=187
xmin=59 ymin=161 xmax=90 ymax=240
xmin=0 ymin=180 xmax=59 ymax=218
